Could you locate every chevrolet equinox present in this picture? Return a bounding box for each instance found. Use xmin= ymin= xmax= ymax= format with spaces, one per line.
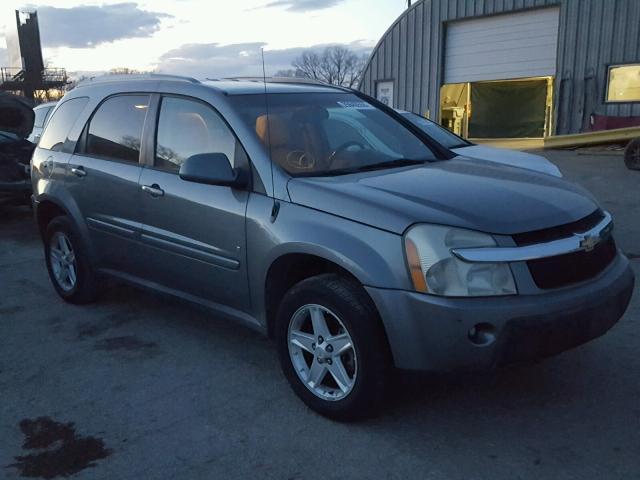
xmin=31 ymin=75 xmax=635 ymax=420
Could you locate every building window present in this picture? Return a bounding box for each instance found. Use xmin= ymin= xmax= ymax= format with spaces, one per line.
xmin=607 ymin=64 xmax=640 ymax=102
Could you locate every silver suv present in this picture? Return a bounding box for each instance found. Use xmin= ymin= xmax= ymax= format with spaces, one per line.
xmin=31 ymin=75 xmax=635 ymax=420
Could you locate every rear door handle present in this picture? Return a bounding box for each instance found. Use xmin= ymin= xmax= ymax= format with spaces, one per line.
xmin=70 ymin=166 xmax=87 ymax=177
xmin=141 ymin=184 xmax=165 ymax=197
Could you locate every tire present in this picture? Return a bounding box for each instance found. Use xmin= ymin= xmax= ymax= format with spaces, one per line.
xmin=624 ymin=138 xmax=640 ymax=170
xmin=44 ymin=216 xmax=98 ymax=304
xmin=275 ymin=274 xmax=391 ymax=421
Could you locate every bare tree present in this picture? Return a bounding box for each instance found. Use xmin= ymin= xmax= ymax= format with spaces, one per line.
xmin=292 ymin=46 xmax=367 ymax=88
xmin=292 ymin=51 xmax=325 ymax=81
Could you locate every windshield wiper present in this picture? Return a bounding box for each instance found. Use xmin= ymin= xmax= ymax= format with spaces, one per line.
xmin=354 ymin=158 xmax=427 ymax=172
xmin=313 ymin=158 xmax=428 ymax=177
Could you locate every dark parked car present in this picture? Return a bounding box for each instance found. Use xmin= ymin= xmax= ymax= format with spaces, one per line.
xmin=31 ymin=75 xmax=635 ymax=420
xmin=0 ymin=92 xmax=35 ymax=206
xmin=625 ymin=137 xmax=640 ymax=170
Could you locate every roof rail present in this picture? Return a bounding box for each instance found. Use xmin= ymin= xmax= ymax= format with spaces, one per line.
xmin=220 ymin=76 xmax=335 ymax=86
xmin=76 ymin=73 xmax=201 ymax=87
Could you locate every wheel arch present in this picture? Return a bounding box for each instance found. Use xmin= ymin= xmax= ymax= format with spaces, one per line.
xmin=264 ymin=252 xmax=377 ymax=338
xmin=34 ymin=193 xmax=96 ymax=264
xmin=36 ymin=198 xmax=69 ymax=239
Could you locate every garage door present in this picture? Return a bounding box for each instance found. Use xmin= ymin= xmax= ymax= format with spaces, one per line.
xmin=444 ymin=7 xmax=560 ymax=84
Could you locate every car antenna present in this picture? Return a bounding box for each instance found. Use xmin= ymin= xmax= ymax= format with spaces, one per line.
xmin=262 ymin=48 xmax=280 ymax=222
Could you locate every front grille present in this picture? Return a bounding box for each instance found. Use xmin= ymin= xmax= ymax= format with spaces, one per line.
xmin=527 ymin=235 xmax=617 ymax=289
xmin=513 ymin=210 xmax=617 ymax=290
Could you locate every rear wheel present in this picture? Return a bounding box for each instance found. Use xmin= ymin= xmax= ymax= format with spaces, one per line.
xmin=44 ymin=216 xmax=98 ymax=304
xmin=624 ymin=138 xmax=640 ymax=170
xmin=276 ymin=274 xmax=391 ymax=421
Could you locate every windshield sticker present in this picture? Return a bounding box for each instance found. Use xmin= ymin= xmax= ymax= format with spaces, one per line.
xmin=336 ymin=101 xmax=375 ymax=110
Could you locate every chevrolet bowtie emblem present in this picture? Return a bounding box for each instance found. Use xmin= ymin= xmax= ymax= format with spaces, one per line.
xmin=578 ymin=234 xmax=600 ymax=252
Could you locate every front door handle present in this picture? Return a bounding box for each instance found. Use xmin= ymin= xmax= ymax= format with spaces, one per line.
xmin=70 ymin=166 xmax=87 ymax=177
xmin=141 ymin=184 xmax=165 ymax=197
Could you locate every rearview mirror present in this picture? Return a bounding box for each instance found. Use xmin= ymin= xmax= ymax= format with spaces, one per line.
xmin=179 ymin=153 xmax=248 ymax=188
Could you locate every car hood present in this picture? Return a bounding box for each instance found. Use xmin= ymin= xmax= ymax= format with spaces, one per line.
xmin=287 ymin=157 xmax=599 ymax=235
xmin=0 ymin=92 xmax=35 ymax=139
xmin=452 ymin=144 xmax=562 ymax=177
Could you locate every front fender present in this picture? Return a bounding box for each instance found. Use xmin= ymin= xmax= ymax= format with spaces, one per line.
xmin=246 ymin=195 xmax=410 ymax=327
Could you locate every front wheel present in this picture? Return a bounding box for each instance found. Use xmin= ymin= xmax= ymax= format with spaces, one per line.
xmin=275 ymin=274 xmax=391 ymax=421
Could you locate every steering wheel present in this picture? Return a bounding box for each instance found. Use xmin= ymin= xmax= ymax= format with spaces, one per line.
xmin=326 ymin=141 xmax=366 ymax=168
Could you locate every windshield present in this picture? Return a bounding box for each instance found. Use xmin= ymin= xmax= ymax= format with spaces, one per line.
xmin=400 ymin=112 xmax=471 ymax=149
xmin=230 ymin=93 xmax=436 ymax=176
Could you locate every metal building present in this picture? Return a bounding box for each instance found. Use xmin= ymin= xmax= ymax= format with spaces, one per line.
xmin=359 ymin=0 xmax=640 ymax=138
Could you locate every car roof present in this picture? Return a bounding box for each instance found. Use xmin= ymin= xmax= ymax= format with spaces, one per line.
xmin=75 ymin=74 xmax=349 ymax=96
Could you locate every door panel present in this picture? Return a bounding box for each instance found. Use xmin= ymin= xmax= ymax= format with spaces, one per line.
xmin=139 ymin=168 xmax=249 ymax=310
xmin=68 ymin=94 xmax=150 ymax=275
xmin=67 ymin=155 xmax=144 ymax=273
xmin=138 ymin=95 xmax=250 ymax=312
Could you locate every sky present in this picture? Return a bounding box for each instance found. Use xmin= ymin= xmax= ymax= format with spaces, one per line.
xmin=0 ymin=0 xmax=408 ymax=78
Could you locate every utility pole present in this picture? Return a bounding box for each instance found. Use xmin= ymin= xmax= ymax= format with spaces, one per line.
xmin=407 ymin=0 xmax=412 ymax=7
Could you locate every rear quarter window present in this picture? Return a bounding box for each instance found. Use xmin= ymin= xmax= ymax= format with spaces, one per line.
xmin=33 ymin=106 xmax=53 ymax=128
xmin=39 ymin=98 xmax=89 ymax=151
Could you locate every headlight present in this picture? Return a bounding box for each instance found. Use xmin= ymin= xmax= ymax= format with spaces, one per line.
xmin=404 ymin=224 xmax=517 ymax=297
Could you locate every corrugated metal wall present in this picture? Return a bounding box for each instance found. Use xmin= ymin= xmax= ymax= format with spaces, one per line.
xmin=359 ymin=0 xmax=640 ymax=135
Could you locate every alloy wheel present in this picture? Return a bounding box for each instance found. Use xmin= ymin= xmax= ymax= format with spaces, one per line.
xmin=288 ymin=304 xmax=357 ymax=401
xmin=49 ymin=231 xmax=77 ymax=292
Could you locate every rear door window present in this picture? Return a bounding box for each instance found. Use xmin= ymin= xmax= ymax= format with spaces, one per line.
xmin=83 ymin=95 xmax=150 ymax=163
xmin=39 ymin=98 xmax=89 ymax=151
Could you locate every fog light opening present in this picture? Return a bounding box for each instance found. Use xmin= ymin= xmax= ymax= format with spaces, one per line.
xmin=468 ymin=323 xmax=497 ymax=347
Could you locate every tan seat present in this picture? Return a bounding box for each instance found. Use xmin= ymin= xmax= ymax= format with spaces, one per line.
xmin=255 ymin=114 xmax=296 ymax=169
xmin=256 ymin=113 xmax=330 ymax=171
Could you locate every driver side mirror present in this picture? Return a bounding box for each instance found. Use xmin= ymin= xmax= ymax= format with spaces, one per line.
xmin=179 ymin=153 xmax=248 ymax=188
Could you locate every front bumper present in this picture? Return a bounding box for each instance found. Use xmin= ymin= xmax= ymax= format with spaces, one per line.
xmin=366 ymin=252 xmax=635 ymax=371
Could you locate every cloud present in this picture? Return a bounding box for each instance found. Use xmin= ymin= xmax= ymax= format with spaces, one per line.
xmin=260 ymin=0 xmax=345 ymax=12
xmin=0 ymin=48 xmax=7 ymax=67
xmin=158 ymin=42 xmax=269 ymax=78
xmin=157 ymin=40 xmax=372 ymax=79
xmin=36 ymin=3 xmax=171 ymax=48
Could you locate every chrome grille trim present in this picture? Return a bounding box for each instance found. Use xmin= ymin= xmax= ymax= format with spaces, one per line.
xmin=452 ymin=212 xmax=613 ymax=263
